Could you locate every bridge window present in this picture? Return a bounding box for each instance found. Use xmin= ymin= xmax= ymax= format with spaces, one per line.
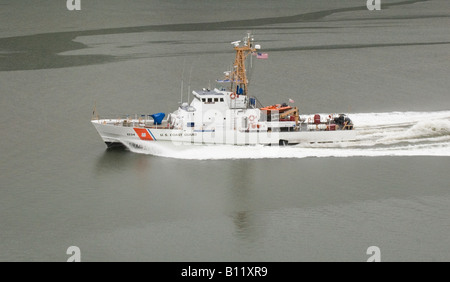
xmin=214 ymin=98 xmax=218 ymax=102
xmin=208 ymin=98 xmax=212 ymax=103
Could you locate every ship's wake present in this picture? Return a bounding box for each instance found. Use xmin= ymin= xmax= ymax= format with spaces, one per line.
xmin=123 ymin=111 xmax=450 ymax=160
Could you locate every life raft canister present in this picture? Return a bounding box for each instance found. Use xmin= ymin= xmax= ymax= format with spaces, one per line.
xmin=314 ymin=114 xmax=321 ymax=125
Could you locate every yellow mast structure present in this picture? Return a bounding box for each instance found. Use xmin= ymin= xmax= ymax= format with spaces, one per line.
xmin=230 ymin=33 xmax=258 ymax=96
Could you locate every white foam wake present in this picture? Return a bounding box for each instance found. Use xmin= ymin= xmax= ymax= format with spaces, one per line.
xmin=123 ymin=111 xmax=450 ymax=160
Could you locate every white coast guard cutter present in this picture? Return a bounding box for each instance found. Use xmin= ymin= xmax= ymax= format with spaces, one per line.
xmin=92 ymin=33 xmax=355 ymax=149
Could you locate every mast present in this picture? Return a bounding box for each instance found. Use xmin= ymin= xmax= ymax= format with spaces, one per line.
xmin=230 ymin=33 xmax=259 ymax=96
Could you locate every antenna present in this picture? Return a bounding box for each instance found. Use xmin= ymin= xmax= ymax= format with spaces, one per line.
xmin=92 ymin=100 xmax=97 ymax=120
xmin=188 ymin=65 xmax=193 ymax=104
xmin=231 ymin=40 xmax=241 ymax=47
xmin=180 ymin=58 xmax=186 ymax=105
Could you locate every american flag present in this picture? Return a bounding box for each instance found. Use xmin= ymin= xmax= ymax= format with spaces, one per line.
xmin=257 ymin=53 xmax=268 ymax=59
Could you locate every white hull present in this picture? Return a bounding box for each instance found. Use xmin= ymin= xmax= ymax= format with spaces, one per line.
xmin=92 ymin=119 xmax=356 ymax=147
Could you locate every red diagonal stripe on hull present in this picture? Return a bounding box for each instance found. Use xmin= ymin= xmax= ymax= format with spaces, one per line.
xmin=133 ymin=128 xmax=153 ymax=141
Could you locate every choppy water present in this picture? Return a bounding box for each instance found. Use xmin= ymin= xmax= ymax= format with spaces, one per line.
xmin=1 ymin=0 xmax=450 ymax=261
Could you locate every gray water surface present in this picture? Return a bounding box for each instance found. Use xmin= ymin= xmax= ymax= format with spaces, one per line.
xmin=1 ymin=0 xmax=450 ymax=261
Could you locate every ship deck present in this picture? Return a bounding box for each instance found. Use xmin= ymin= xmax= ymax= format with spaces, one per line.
xmin=92 ymin=117 xmax=173 ymax=129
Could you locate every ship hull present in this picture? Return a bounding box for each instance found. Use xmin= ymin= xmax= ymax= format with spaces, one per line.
xmin=92 ymin=120 xmax=356 ymax=148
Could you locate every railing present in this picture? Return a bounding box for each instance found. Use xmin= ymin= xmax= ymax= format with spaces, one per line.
xmin=92 ymin=114 xmax=173 ymax=129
